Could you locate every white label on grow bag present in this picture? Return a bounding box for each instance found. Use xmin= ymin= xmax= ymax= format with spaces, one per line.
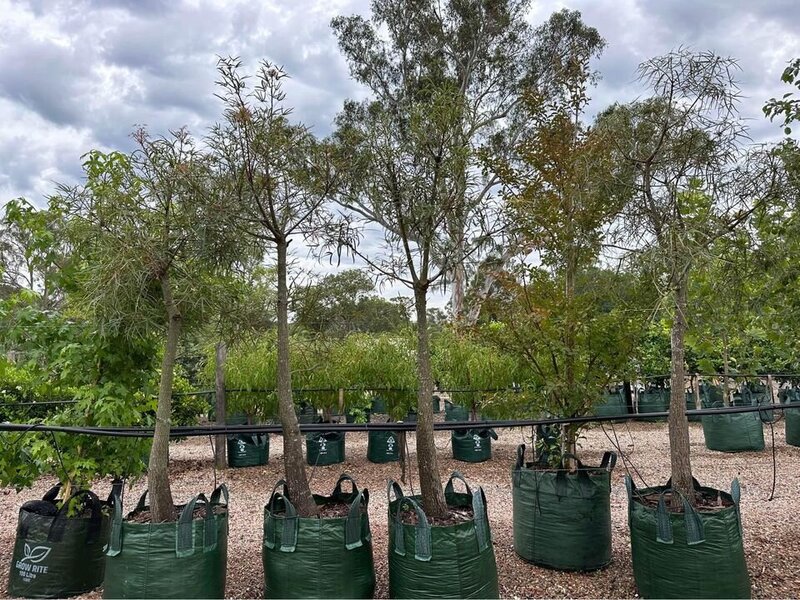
xmin=15 ymin=543 xmax=51 ymax=582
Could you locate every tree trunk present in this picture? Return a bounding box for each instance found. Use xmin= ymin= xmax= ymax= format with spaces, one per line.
xmin=414 ymin=285 xmax=448 ymax=518
xmin=276 ymin=238 xmax=318 ymax=517
xmin=668 ymin=276 xmax=695 ymax=506
xmin=148 ymin=274 xmax=180 ymax=522
xmin=214 ymin=341 xmax=227 ymax=470
xmin=563 ymin=245 xmax=577 ymax=471
xmin=722 ymin=335 xmax=731 ymax=407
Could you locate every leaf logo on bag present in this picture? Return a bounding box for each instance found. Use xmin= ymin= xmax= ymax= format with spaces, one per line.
xmin=20 ymin=543 xmax=51 ymax=564
xmin=319 ymin=438 xmax=328 ymax=454
xmin=473 ymin=434 xmax=482 ymax=450
xmin=386 ymin=435 xmax=395 ymax=452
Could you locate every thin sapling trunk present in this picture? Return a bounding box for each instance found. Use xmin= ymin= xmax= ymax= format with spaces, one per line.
xmin=414 ymin=285 xmax=448 ymax=518
xmin=214 ymin=341 xmax=227 ymax=470
xmin=275 ymin=239 xmax=318 ymax=517
xmin=148 ymin=273 xmax=180 ymax=522
xmin=668 ymin=276 xmax=695 ymax=505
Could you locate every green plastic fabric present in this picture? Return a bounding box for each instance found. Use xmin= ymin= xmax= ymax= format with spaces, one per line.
xmin=262 ymin=474 xmax=375 ymax=599
xmin=103 ymin=485 xmax=229 ymax=599
xmin=432 ymin=396 xmax=441 ymax=413
xmin=8 ymin=488 xmax=110 ymax=599
xmin=512 ymin=445 xmax=616 ymax=571
xmin=626 ymin=476 xmax=750 ymax=599
xmin=593 ymin=392 xmax=627 ymax=418
xmin=370 ymin=397 xmax=387 ymax=413
xmin=451 ymin=429 xmax=497 ymax=463
xmin=638 ymin=389 xmax=668 ymax=421
xmin=227 ymin=433 xmax=269 ymax=467
xmin=782 ymin=389 xmax=800 ymax=446
xmin=387 ymin=473 xmax=499 ymax=599
xmin=444 ymin=402 xmax=470 ymax=422
xmin=702 ymin=410 xmax=764 ymax=452
xmin=306 ymin=431 xmax=345 ymax=466
xmin=368 ymin=430 xmax=400 ymax=463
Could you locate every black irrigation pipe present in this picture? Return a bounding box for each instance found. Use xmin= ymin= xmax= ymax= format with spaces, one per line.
xmin=3 ymin=401 xmax=799 ymax=439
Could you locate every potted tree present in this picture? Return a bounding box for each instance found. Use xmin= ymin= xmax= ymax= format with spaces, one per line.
xmin=0 ymin=295 xmax=154 ymax=599
xmin=209 ymin=59 xmax=375 ymax=598
xmin=58 ymin=135 xmax=238 ymax=598
xmin=483 ymin=10 xmax=640 ymax=572
xmin=597 ymin=49 xmax=783 ymax=598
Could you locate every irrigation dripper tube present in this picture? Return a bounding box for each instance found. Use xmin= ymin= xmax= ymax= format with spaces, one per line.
xmin=2 ymin=402 xmax=799 ymax=439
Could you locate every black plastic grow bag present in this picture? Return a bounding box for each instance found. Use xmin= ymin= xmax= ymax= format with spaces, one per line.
xmin=367 ymin=429 xmax=400 ymax=463
xmin=103 ymin=485 xmax=229 ymax=599
xmin=626 ymin=476 xmax=750 ymax=599
xmin=451 ymin=428 xmax=497 ymax=463
xmin=227 ymin=433 xmax=269 ymax=467
xmin=8 ymin=487 xmax=111 ymax=599
xmin=512 ymin=445 xmax=616 ymax=571
xmin=306 ymin=431 xmax=346 ymax=465
xmin=387 ymin=473 xmax=498 ymax=599
xmin=262 ymin=474 xmax=375 ymax=598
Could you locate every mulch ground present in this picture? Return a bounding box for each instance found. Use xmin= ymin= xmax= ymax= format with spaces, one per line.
xmin=1 ymin=420 xmax=799 ymax=598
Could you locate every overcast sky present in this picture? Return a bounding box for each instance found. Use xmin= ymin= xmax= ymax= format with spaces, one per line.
xmin=1 ymin=0 xmax=798 ymax=304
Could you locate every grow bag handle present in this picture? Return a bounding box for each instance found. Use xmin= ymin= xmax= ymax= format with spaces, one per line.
xmin=444 ymin=471 xmax=472 ymax=497
xmin=344 ymin=487 xmax=371 ymax=550
xmin=43 ymin=483 xmax=62 ymax=503
xmin=392 ymin=496 xmax=431 ymax=562
xmin=471 ymin=486 xmax=491 ymax=552
xmin=264 ymin=479 xmax=298 ymax=553
xmin=177 ymin=492 xmax=220 ymax=557
xmin=731 ymin=478 xmax=743 ymax=535
xmin=332 ymin=473 xmax=359 ymax=499
xmin=105 ymin=492 xmax=123 ymax=557
xmin=656 ymin=487 xmax=704 ymax=546
xmin=386 ymin=479 xmax=405 ymax=503
xmin=48 ymin=489 xmax=104 ymax=544
xmin=210 ymin=483 xmax=229 ymax=507
xmin=134 ymin=489 xmax=149 ymax=512
xmin=515 ymin=444 xmax=527 ymax=471
xmin=600 ymin=451 xmax=617 ymax=471
xmin=488 ymin=428 xmax=499 ymax=440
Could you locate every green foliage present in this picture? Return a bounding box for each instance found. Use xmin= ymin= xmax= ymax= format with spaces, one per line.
xmin=293 ymin=269 xmax=409 ymax=336
xmin=0 ymin=294 xmax=154 ymax=491
xmin=431 ymin=328 xmax=522 ymax=418
xmin=763 ymin=58 xmax=800 ymax=134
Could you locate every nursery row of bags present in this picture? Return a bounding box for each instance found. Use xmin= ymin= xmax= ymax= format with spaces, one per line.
xmin=9 ymin=454 xmax=750 ymax=599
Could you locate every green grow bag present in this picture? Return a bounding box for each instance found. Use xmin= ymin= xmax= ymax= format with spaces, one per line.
xmin=702 ymin=409 xmax=764 ymax=452
xmin=444 ymin=402 xmax=470 ymax=422
xmin=225 ymin=412 xmax=248 ymax=425
xmin=387 ymin=473 xmax=498 ymax=599
xmin=262 ymin=475 xmax=375 ymax=599
xmin=512 ymin=445 xmax=616 ymax=571
xmin=626 ymin=476 xmax=750 ymax=599
xmin=782 ymin=389 xmax=800 ymax=446
xmin=370 ymin=397 xmax=387 ymax=414
xmin=786 ymin=409 xmax=800 ymax=446
xmin=638 ymin=389 xmax=668 ymax=421
xmin=227 ymin=433 xmax=269 ymax=467
xmin=8 ymin=488 xmax=110 ymax=599
xmin=103 ymin=485 xmax=229 ymax=599
xmin=306 ymin=431 xmax=346 ymax=466
xmin=451 ymin=428 xmax=497 ymax=463
xmin=593 ymin=391 xmax=627 ymax=418
xmin=368 ymin=430 xmax=400 ymax=463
